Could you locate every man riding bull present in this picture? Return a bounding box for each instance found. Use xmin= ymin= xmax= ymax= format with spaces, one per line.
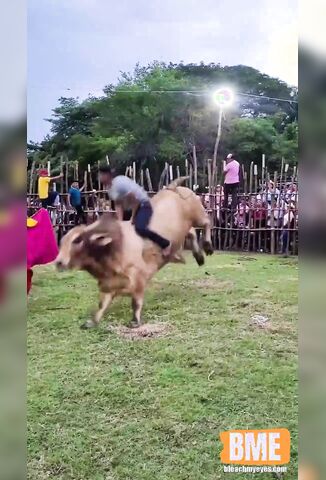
xmin=99 ymin=165 xmax=172 ymax=257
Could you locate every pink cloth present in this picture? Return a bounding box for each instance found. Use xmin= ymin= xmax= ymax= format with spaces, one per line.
xmin=27 ymin=208 xmax=58 ymax=269
xmin=224 ymin=160 xmax=240 ymax=184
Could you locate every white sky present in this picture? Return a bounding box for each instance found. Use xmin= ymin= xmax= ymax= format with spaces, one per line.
xmin=28 ymin=0 xmax=298 ymax=142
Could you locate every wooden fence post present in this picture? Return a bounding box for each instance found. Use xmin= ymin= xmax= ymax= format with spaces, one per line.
xmin=145 ymin=168 xmax=153 ymax=191
xmin=249 ymin=162 xmax=253 ymax=194
xmin=60 ymin=156 xmax=64 ymax=194
xmin=133 ymin=161 xmax=136 ymax=182
xmin=65 ymin=158 xmax=69 ymax=193
xmin=29 ymin=160 xmax=35 ymax=194
xmin=254 ymin=164 xmax=258 ymax=193
xmin=97 ymin=161 xmax=101 ymax=190
xmin=193 ymin=145 xmax=198 ymax=188
xmin=169 ymin=164 xmax=173 ymax=182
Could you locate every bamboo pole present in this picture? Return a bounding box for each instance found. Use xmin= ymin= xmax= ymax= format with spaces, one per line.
xmin=88 ymin=164 xmax=94 ymax=191
xmin=289 ymin=169 xmax=296 ymax=255
xmin=158 ymin=164 xmax=167 ymax=190
xmin=106 ymin=155 xmax=110 ymax=165
xmin=193 ymin=145 xmax=198 ymax=188
xmin=132 ymin=161 xmax=136 ymax=182
xmin=189 ymin=164 xmax=193 ymax=190
xmin=169 ymin=164 xmax=173 ymax=182
xmin=261 ymin=154 xmax=265 ymax=193
xmin=97 ymin=161 xmax=101 ymax=190
xmin=176 ymin=165 xmax=180 ymax=178
xmin=60 ymin=155 xmax=64 ymax=194
xmin=279 ymin=157 xmax=284 ymax=193
xmin=249 ymin=162 xmax=253 ymax=194
xmin=254 ymin=164 xmax=258 ymax=193
xmin=207 ymin=159 xmax=212 ymax=195
xmin=270 ymin=171 xmax=277 ymax=255
xmin=65 ymin=158 xmax=69 ymax=193
xmin=145 ymin=168 xmax=153 ymax=191
xmin=247 ymin=162 xmax=254 ymax=252
xmin=29 ymin=160 xmax=35 ymax=194
xmin=140 ymin=169 xmax=144 ymax=187
xmin=212 ymin=107 xmax=223 ymax=189
xmin=185 ymin=158 xmax=189 ymax=186
xmin=165 ymin=162 xmax=169 ymax=186
xmin=47 ymin=160 xmax=51 ymax=176
xmin=84 ymin=171 xmax=88 ymax=209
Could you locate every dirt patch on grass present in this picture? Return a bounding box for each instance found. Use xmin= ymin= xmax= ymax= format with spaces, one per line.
xmin=189 ymin=279 xmax=234 ymax=290
xmin=237 ymin=256 xmax=258 ymax=262
xmin=174 ymin=276 xmax=234 ymax=290
xmin=108 ymin=322 xmax=171 ymax=340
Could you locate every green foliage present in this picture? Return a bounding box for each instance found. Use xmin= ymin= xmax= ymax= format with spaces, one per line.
xmin=32 ymin=62 xmax=298 ymax=185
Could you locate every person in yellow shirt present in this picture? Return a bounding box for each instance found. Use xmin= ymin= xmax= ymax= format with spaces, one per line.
xmin=38 ymin=169 xmax=63 ymax=208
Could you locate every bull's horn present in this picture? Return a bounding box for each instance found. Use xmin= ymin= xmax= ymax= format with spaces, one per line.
xmin=166 ymin=176 xmax=190 ymax=190
xmin=89 ymin=233 xmax=112 ymax=246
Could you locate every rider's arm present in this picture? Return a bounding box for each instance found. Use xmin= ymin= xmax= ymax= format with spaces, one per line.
xmin=114 ymin=202 xmax=124 ymax=221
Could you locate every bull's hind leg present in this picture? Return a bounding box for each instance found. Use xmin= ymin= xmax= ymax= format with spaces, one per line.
xmin=130 ymin=293 xmax=144 ymax=328
xmin=195 ymin=209 xmax=214 ymax=255
xmin=81 ymin=292 xmax=113 ymax=329
xmin=187 ymin=228 xmax=205 ymax=266
xmin=202 ymin=216 xmax=214 ymax=256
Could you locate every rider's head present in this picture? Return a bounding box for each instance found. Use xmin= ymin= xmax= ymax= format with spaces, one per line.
xmin=99 ymin=165 xmax=115 ymax=188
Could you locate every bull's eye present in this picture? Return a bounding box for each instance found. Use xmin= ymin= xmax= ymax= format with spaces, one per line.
xmin=72 ymin=236 xmax=83 ymax=245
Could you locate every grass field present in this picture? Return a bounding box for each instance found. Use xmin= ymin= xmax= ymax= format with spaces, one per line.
xmin=28 ymin=253 xmax=298 ymax=480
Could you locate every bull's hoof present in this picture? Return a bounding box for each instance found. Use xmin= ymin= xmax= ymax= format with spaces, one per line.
xmin=80 ymin=320 xmax=98 ymax=330
xmin=170 ymin=253 xmax=186 ymax=264
xmin=193 ymin=251 xmax=205 ymax=266
xmin=203 ymin=241 xmax=214 ymax=256
xmin=129 ymin=319 xmax=141 ymax=329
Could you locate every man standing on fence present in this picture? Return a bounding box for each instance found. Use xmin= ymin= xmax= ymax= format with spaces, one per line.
xmin=38 ymin=169 xmax=63 ymax=208
xmin=98 ymin=165 xmax=172 ymax=257
xmin=68 ymin=180 xmax=87 ymax=224
xmin=223 ymin=153 xmax=241 ymax=212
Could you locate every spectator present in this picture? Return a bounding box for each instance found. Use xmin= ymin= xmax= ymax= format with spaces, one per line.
xmin=48 ymin=188 xmax=60 ymax=208
xmin=235 ymin=198 xmax=249 ymax=228
xmin=253 ymin=198 xmax=267 ymax=251
xmin=38 ymin=169 xmax=63 ymax=208
xmin=223 ymin=153 xmax=240 ymax=211
xmin=68 ymin=180 xmax=87 ymax=225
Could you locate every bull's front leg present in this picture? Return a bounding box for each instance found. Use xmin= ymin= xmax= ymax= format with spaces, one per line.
xmin=202 ymin=216 xmax=214 ymax=255
xmin=81 ymin=292 xmax=113 ymax=329
xmin=130 ymin=293 xmax=144 ymax=328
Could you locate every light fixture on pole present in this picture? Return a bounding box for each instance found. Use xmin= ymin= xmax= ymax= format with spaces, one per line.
xmin=212 ymin=87 xmax=234 ymax=188
xmin=213 ymin=87 xmax=234 ymax=108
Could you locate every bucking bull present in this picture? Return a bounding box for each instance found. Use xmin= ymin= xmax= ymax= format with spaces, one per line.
xmin=55 ymin=178 xmax=213 ymax=329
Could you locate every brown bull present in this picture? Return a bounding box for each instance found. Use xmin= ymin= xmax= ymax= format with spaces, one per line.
xmin=55 ymin=179 xmax=213 ymax=329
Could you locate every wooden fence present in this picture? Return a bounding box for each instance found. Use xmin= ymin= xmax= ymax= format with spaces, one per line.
xmin=27 ymin=154 xmax=298 ymax=255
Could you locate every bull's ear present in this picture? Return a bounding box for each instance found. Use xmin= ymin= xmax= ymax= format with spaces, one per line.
xmin=89 ymin=233 xmax=112 ymax=247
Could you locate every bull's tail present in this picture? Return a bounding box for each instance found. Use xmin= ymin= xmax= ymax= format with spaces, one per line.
xmin=166 ymin=176 xmax=189 ymax=191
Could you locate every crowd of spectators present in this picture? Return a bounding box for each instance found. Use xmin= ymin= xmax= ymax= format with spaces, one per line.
xmin=202 ymin=180 xmax=298 ymax=254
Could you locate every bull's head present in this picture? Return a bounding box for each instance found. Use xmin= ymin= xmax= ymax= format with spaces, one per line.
xmin=55 ymin=217 xmax=121 ymax=272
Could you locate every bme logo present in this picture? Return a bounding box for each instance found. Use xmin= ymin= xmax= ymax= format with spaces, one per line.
xmin=220 ymin=429 xmax=290 ymax=465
